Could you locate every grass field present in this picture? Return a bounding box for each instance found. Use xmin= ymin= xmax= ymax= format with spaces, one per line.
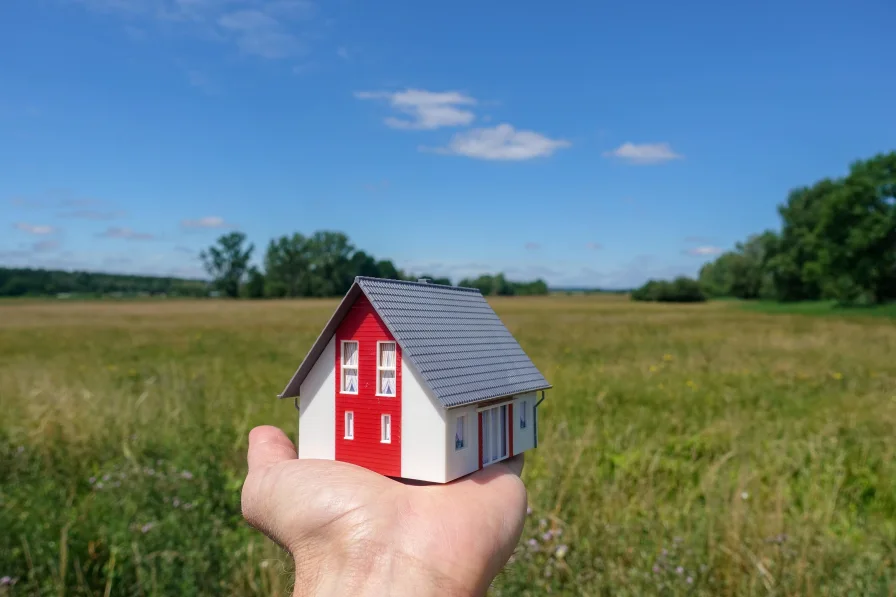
xmin=2 ymin=296 xmax=895 ymax=595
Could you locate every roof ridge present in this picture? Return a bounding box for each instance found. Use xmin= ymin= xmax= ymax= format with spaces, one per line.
xmin=355 ymin=276 xmax=481 ymax=293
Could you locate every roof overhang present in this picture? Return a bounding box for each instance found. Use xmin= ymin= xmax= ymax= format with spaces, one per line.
xmin=278 ymin=282 xmax=363 ymax=398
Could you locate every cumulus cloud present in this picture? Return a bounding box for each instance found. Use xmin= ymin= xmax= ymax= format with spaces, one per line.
xmin=603 ymin=142 xmax=683 ymax=164
xmin=14 ymin=223 xmax=56 ymax=235
xmin=355 ymin=89 xmax=477 ymax=130
xmin=685 ymin=246 xmax=723 ymax=256
xmin=74 ymin=0 xmax=317 ymax=60
xmin=96 ymin=227 xmax=156 ymax=240
xmin=427 ymin=124 xmax=570 ymax=161
xmin=181 ymin=216 xmax=230 ymax=229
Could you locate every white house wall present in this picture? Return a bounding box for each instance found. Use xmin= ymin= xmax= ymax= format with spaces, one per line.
xmin=298 ymin=336 xmax=335 ymax=460
xmin=445 ymin=403 xmax=480 ymax=482
xmin=512 ymin=392 xmax=537 ymax=455
xmin=400 ymin=359 xmax=447 ymax=483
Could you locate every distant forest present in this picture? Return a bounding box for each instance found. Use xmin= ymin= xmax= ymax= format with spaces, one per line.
xmin=634 ymin=151 xmax=896 ymax=304
xmin=0 ymin=230 xmax=550 ymax=298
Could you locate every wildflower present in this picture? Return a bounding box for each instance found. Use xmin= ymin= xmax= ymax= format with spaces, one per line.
xmin=181 ymin=470 xmax=194 ymax=480
xmin=661 ymin=548 xmax=668 ymax=557
xmin=102 ymin=474 xmax=110 ymax=482
xmin=554 ymin=528 xmax=563 ymax=536
xmin=173 ymin=498 xmax=181 ymax=508
xmin=555 ymin=545 xmax=568 ymax=559
xmin=544 ymin=568 xmax=552 ymax=578
xmin=686 ymin=380 xmax=697 ymax=389
xmin=542 ymin=531 xmax=553 ymax=541
xmin=89 ymin=477 xmax=96 ymax=484
xmin=183 ymin=502 xmax=194 ymax=510
xmin=830 ymin=371 xmax=843 ymax=380
xmin=16 ymin=446 xmax=24 ymax=454
xmin=652 ymin=565 xmax=660 ymax=574
xmin=673 ymin=536 xmax=682 ymax=544
xmin=140 ymin=522 xmax=155 ymax=534
xmin=1 ymin=576 xmax=13 ymax=586
xmin=741 ymin=491 xmax=749 ymax=501
xmin=526 ymin=506 xmax=532 ymax=515
xmin=527 ymin=538 xmax=539 ymax=550
xmin=676 ymin=566 xmax=684 ymax=575
xmin=539 ymin=518 xmax=547 ymax=528
xmin=686 ymin=576 xmax=693 ymax=584
xmin=649 ymin=365 xmax=659 ymax=373
xmin=96 ymin=482 xmax=104 ymax=489
xmin=663 ymin=354 xmax=673 ymax=362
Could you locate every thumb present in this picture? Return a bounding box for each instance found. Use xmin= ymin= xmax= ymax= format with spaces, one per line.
xmin=247 ymin=425 xmax=297 ymax=475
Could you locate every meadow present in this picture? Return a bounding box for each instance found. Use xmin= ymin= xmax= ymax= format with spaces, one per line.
xmin=1 ymin=296 xmax=895 ymax=596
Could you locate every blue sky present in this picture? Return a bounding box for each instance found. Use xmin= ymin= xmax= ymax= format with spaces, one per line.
xmin=2 ymin=0 xmax=894 ymax=288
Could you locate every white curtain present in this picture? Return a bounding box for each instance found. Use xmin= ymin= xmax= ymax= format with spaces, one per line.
xmin=380 ymin=342 xmax=396 ymax=367
xmin=343 ymin=342 xmax=358 ymax=366
xmin=380 ymin=370 xmax=396 ymax=395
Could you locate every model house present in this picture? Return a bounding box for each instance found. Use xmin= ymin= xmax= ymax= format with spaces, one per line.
xmin=279 ymin=276 xmax=551 ymax=483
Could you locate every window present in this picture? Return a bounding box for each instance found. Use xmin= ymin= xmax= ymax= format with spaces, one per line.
xmin=455 ymin=415 xmax=466 ymax=450
xmin=344 ymin=411 xmax=354 ymax=439
xmin=381 ymin=414 xmax=391 ymax=443
xmin=481 ymin=404 xmax=509 ymax=466
xmin=341 ymin=341 xmax=359 ymax=394
xmin=377 ymin=341 xmax=397 ymax=396
xmin=520 ymin=400 xmax=528 ymax=429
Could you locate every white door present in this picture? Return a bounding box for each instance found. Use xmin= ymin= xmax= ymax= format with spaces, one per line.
xmin=481 ymin=404 xmax=509 ymax=467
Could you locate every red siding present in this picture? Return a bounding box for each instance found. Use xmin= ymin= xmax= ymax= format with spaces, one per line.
xmin=334 ymin=294 xmax=402 ymax=477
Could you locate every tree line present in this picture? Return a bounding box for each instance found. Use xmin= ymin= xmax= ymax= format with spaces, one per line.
xmin=0 ymin=268 xmax=208 ymax=298
xmin=200 ymin=230 xmax=550 ymax=298
xmin=634 ymin=151 xmax=895 ymax=304
xmin=0 ymin=231 xmax=550 ymax=298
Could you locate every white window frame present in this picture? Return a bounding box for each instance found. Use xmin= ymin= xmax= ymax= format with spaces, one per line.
xmin=381 ymin=414 xmax=391 ymax=443
xmin=344 ymin=411 xmax=354 ymax=439
xmin=455 ymin=414 xmax=466 ymax=451
xmin=478 ymin=400 xmax=512 ymax=466
xmin=340 ymin=340 xmax=359 ymax=395
xmin=376 ymin=341 xmax=397 ymax=397
xmin=520 ymin=400 xmax=528 ymax=429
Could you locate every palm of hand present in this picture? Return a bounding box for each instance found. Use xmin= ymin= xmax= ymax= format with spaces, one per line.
xmin=241 ymin=426 xmax=528 ymax=597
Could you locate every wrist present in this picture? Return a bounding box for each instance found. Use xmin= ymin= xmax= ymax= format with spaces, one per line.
xmin=292 ymin=541 xmax=480 ymax=597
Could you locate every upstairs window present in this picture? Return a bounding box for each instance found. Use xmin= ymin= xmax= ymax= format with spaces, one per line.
xmin=520 ymin=400 xmax=528 ymax=429
xmin=455 ymin=415 xmax=466 ymax=450
xmin=341 ymin=341 xmax=359 ymax=394
xmin=377 ymin=341 xmax=397 ymax=396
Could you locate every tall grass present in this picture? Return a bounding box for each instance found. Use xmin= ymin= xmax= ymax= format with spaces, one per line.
xmin=1 ymin=297 xmax=895 ymax=595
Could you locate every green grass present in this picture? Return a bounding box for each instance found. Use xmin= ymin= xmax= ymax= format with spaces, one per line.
xmin=738 ymin=299 xmax=896 ymax=319
xmin=2 ymin=297 xmax=896 ymax=595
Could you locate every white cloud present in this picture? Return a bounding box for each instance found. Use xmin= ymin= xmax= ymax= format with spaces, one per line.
xmin=14 ymin=223 xmax=56 ymax=235
xmin=602 ymin=142 xmax=683 ymax=164
xmin=33 ymin=240 xmax=61 ymax=253
xmin=428 ymin=124 xmax=570 ymax=161
xmin=181 ymin=215 xmax=230 ymax=228
xmin=355 ymin=89 xmax=476 ymax=130
xmin=586 ymin=242 xmax=603 ymax=250
xmin=524 ymin=242 xmax=540 ymax=250
xmin=97 ymin=227 xmax=156 ymax=240
xmin=74 ymin=0 xmax=316 ymax=60
xmin=686 ymin=246 xmax=723 ymax=256
xmin=59 ymin=209 xmax=126 ymax=220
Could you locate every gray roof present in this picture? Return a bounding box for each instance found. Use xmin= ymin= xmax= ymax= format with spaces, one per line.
xmin=280 ymin=276 xmax=550 ymax=408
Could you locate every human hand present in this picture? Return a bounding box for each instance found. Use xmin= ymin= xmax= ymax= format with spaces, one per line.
xmin=241 ymin=425 xmax=528 ymax=597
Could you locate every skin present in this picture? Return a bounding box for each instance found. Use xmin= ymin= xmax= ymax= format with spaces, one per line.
xmin=241 ymin=425 xmax=529 ymax=597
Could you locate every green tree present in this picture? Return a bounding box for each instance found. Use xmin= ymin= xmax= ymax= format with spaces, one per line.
xmin=200 ymin=232 xmax=254 ymax=298
xmin=264 ymin=233 xmax=310 ymax=297
xmin=815 ymin=152 xmax=896 ymax=304
xmin=244 ymin=266 xmax=266 ymax=299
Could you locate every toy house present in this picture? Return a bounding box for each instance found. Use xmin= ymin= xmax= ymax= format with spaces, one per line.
xmin=279 ymin=276 xmax=551 ymax=483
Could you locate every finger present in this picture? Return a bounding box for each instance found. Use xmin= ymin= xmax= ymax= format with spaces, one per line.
xmin=247 ymin=425 xmax=297 ymax=475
